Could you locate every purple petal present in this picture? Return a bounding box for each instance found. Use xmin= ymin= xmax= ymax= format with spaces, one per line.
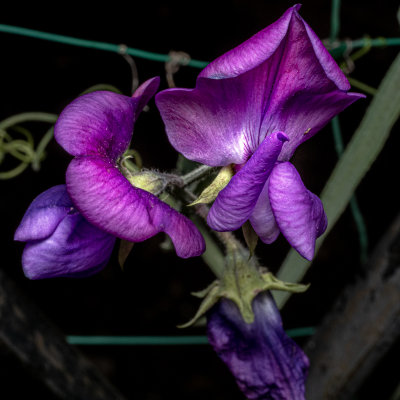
xmin=199 ymin=5 xmax=300 ymax=79
xmin=156 ymin=6 xmax=363 ymax=168
xmin=207 ymin=292 xmax=309 ymax=400
xmin=66 ymin=157 xmax=205 ymax=258
xmin=14 ymin=185 xmax=72 ymax=242
xmin=249 ymin=178 xmax=280 ymax=244
xmin=269 ymin=162 xmax=327 ymax=260
xmin=207 ymin=132 xmax=287 ymax=231
xmin=55 ymin=77 xmax=159 ymax=160
xmin=22 ymin=212 xmax=116 ymax=279
xmin=260 ymin=11 xmax=365 ymax=160
xmin=156 ymin=70 xmax=272 ymax=166
xmin=132 ymin=76 xmax=161 ymax=118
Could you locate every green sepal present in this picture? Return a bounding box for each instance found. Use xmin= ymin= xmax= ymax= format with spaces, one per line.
xmin=260 ymin=272 xmax=309 ymax=293
xmin=178 ymin=283 xmax=220 ymax=328
xmin=118 ymin=240 xmax=134 ymax=269
xmin=242 ymin=221 xmax=259 ymax=258
xmin=188 ymin=165 xmax=233 ymax=206
xmin=179 ymin=253 xmax=309 ymax=328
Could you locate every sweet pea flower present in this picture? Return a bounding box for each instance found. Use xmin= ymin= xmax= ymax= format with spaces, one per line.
xmin=54 ymin=77 xmax=205 ymax=259
xmin=156 ymin=5 xmax=364 ymax=260
xmin=14 ymin=185 xmax=116 ymax=279
xmin=207 ymin=292 xmax=309 ymax=400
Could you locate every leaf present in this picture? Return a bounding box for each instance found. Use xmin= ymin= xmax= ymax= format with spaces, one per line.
xmin=242 ymin=221 xmax=258 ymax=257
xmin=188 ymin=165 xmax=233 ymax=206
xmin=118 ymin=240 xmax=134 ymax=269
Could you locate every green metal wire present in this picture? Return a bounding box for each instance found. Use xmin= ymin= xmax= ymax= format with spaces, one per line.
xmin=0 ymin=23 xmax=208 ymax=69
xmin=66 ymin=327 xmax=315 ymax=345
xmin=330 ymin=0 xmax=341 ymax=43
xmin=1 ymin=23 xmax=400 ymax=69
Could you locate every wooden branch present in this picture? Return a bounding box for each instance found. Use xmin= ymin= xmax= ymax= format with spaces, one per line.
xmin=305 ymin=214 xmax=400 ymax=399
xmin=0 ymin=269 xmax=126 ymax=400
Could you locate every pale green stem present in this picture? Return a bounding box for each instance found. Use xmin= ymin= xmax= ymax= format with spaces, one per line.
xmin=0 ymin=162 xmax=29 ymax=179
xmin=180 ymin=165 xmax=213 ymax=186
xmin=347 ymin=77 xmax=377 ymax=96
xmin=0 ymin=112 xmax=58 ymax=130
xmin=32 ymin=127 xmax=54 ymax=171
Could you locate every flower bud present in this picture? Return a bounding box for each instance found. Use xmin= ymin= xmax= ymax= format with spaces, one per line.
xmin=127 ymin=170 xmax=166 ymax=194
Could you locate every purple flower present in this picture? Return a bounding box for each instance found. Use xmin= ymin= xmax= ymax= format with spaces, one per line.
xmin=14 ymin=185 xmax=116 ymax=279
xmin=207 ymin=292 xmax=309 ymax=400
xmin=54 ymin=77 xmax=205 ymax=258
xmin=156 ymin=5 xmax=364 ymax=260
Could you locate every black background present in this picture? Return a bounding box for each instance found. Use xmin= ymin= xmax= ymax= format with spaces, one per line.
xmin=1 ymin=1 xmax=400 ymax=399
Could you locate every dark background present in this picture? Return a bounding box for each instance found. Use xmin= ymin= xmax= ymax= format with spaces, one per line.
xmin=1 ymin=1 xmax=399 ymax=399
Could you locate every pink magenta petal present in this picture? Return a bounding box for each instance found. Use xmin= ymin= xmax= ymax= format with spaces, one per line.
xmin=249 ymin=178 xmax=280 ymax=244
xmin=22 ymin=212 xmax=116 ymax=279
xmin=14 ymin=185 xmax=72 ymax=242
xmin=66 ymin=157 xmax=205 ymax=258
xmin=156 ymin=71 xmax=272 ymax=166
xmin=207 ymin=132 xmax=288 ymax=231
xmin=269 ymin=162 xmax=327 ymax=260
xmin=199 ymin=5 xmax=300 ymax=79
xmin=55 ymin=77 xmax=159 ymax=160
xmin=260 ymin=10 xmax=365 ymax=160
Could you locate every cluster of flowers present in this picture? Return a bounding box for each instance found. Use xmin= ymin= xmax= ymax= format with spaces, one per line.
xmin=14 ymin=5 xmax=362 ymax=399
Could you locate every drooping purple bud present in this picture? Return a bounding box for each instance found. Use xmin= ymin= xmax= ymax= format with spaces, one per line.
xmin=207 ymin=292 xmax=309 ymax=400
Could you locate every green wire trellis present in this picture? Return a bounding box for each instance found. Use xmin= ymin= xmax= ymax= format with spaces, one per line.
xmin=66 ymin=327 xmax=316 ymax=345
xmin=0 ymin=23 xmax=399 ymax=68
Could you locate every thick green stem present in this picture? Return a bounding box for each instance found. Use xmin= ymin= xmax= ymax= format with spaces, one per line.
xmin=180 ymin=165 xmax=212 ymax=186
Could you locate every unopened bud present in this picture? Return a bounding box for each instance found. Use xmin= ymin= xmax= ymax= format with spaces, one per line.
xmin=127 ymin=170 xmax=166 ymax=194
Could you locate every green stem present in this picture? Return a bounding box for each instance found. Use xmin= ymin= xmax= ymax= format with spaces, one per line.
xmin=0 ymin=112 xmax=58 ymax=130
xmin=181 ymin=165 xmax=212 ymax=186
xmin=331 ymin=117 xmax=369 ymax=264
xmin=1 ymin=139 xmax=35 ymax=162
xmin=32 ymin=126 xmax=54 ymax=171
xmin=196 ymin=221 xmax=226 ymax=280
xmin=348 ymin=77 xmax=377 ymax=96
xmin=0 ymin=162 xmax=29 ymax=179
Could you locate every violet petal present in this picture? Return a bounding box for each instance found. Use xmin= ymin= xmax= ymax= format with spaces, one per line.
xmin=55 ymin=77 xmax=160 ymax=160
xmin=249 ymin=178 xmax=280 ymax=244
xmin=156 ymin=6 xmax=363 ymax=168
xmin=268 ymin=162 xmax=327 ymax=260
xmin=156 ymin=70 xmax=272 ymax=166
xmin=207 ymin=132 xmax=287 ymax=231
xmin=15 ymin=185 xmax=73 ymax=242
xmin=66 ymin=157 xmax=205 ymax=258
xmin=259 ymin=8 xmax=364 ymax=160
xmin=22 ymin=212 xmax=116 ymax=279
xmin=207 ymin=292 xmax=309 ymax=400
xmin=199 ymin=5 xmax=299 ymax=79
